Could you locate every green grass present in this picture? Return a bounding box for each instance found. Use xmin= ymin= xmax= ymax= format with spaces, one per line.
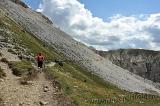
xmin=0 ymin=67 xmax=6 ymax=78
xmin=45 ymin=63 xmax=160 ymax=106
xmin=1 ymin=11 xmax=160 ymax=106
xmin=9 ymin=61 xmax=34 ymax=76
xmin=0 ymin=16 xmax=61 ymax=61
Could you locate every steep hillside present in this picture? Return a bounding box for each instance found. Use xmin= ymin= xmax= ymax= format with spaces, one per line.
xmin=1 ymin=0 xmax=160 ymax=94
xmin=1 ymin=0 xmax=160 ymax=105
xmin=96 ymin=49 xmax=160 ymax=83
xmin=1 ymin=6 xmax=160 ymax=106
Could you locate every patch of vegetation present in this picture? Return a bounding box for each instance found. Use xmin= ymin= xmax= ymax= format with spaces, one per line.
xmin=45 ymin=64 xmax=160 ymax=106
xmin=1 ymin=58 xmax=9 ymax=64
xmin=0 ymin=16 xmax=61 ymax=62
xmin=0 ymin=67 xmax=6 ymax=78
xmin=9 ymin=61 xmax=34 ymax=76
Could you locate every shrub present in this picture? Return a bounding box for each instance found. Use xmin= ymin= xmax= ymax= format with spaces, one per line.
xmin=54 ymin=59 xmax=64 ymax=66
xmin=1 ymin=58 xmax=9 ymax=63
xmin=54 ymin=59 xmax=59 ymax=63
xmin=58 ymin=62 xmax=63 ymax=66
xmin=12 ymin=67 xmax=24 ymax=76
xmin=9 ymin=61 xmax=34 ymax=76
xmin=8 ymin=62 xmax=13 ymax=69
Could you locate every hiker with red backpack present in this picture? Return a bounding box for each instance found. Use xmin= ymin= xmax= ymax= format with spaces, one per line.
xmin=35 ymin=53 xmax=45 ymax=72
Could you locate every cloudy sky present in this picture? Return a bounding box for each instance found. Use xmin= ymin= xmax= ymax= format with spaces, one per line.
xmin=23 ymin=0 xmax=160 ymax=51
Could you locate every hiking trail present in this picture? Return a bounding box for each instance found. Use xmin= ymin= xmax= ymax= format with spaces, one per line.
xmin=0 ymin=49 xmax=63 ymax=106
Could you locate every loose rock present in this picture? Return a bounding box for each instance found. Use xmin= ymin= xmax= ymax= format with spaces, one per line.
xmin=0 ymin=78 xmax=4 ymax=82
xmin=40 ymin=101 xmax=48 ymax=105
xmin=43 ymin=86 xmax=49 ymax=92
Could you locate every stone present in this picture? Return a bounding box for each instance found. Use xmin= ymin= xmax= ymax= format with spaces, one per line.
xmin=73 ymin=86 xmax=78 ymax=88
xmin=27 ymin=81 xmax=34 ymax=85
xmin=44 ymin=87 xmax=49 ymax=92
xmin=40 ymin=101 xmax=48 ymax=105
xmin=139 ymin=101 xmax=144 ymax=104
xmin=0 ymin=78 xmax=4 ymax=82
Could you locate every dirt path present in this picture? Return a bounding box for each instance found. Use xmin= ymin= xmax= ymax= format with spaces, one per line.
xmin=0 ymin=61 xmax=59 ymax=106
xmin=0 ymin=49 xmax=60 ymax=106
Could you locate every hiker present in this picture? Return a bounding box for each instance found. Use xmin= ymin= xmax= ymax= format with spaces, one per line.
xmin=35 ymin=53 xmax=45 ymax=72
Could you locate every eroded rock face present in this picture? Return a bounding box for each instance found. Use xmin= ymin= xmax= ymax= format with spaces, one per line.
xmin=96 ymin=49 xmax=160 ymax=82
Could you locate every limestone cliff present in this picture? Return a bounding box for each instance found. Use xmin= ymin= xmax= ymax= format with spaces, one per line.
xmin=96 ymin=49 xmax=160 ymax=82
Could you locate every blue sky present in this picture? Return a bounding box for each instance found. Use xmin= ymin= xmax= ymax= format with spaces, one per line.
xmin=23 ymin=0 xmax=41 ymax=9
xmin=23 ymin=0 xmax=160 ymax=20
xmin=80 ymin=0 xmax=160 ymax=19
xmin=22 ymin=0 xmax=160 ymax=50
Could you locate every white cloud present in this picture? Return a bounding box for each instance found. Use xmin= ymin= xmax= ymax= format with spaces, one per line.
xmin=38 ymin=0 xmax=160 ymax=51
xmin=36 ymin=3 xmax=43 ymax=12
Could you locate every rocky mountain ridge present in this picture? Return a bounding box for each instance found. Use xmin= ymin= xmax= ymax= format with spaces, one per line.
xmin=96 ymin=49 xmax=160 ymax=82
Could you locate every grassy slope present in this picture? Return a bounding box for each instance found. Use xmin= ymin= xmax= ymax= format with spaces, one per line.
xmin=1 ymin=13 xmax=160 ymax=106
